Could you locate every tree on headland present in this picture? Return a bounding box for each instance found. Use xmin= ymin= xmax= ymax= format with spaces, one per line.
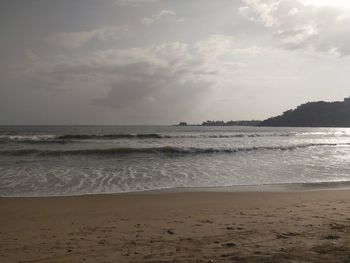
xmin=260 ymin=97 xmax=350 ymax=127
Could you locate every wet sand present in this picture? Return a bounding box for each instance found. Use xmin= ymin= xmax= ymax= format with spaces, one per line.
xmin=1 ymin=189 xmax=350 ymax=262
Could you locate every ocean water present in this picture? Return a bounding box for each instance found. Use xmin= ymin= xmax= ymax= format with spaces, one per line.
xmin=1 ymin=125 xmax=350 ymax=196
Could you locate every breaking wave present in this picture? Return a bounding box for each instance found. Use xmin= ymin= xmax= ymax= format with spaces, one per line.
xmin=0 ymin=132 xmax=295 ymax=144
xmin=57 ymin=133 xmax=169 ymax=140
xmin=0 ymin=143 xmax=347 ymax=156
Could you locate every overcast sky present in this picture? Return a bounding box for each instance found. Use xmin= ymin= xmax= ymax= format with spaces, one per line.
xmin=1 ymin=0 xmax=350 ymax=125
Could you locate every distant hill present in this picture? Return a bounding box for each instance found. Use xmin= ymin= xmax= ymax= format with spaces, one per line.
xmin=260 ymin=97 xmax=350 ymax=127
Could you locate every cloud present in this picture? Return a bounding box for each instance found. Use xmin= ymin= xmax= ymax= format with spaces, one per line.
xmin=114 ymin=0 xmax=160 ymax=7
xmin=22 ymin=42 xmax=215 ymax=116
xmin=141 ymin=9 xmax=185 ymax=25
xmin=25 ymin=34 xmax=257 ymax=93
xmin=239 ymin=0 xmax=350 ymax=56
xmin=25 ymin=51 xmax=40 ymax=61
xmin=46 ymin=26 xmax=128 ymax=48
xmin=21 ymin=35 xmax=256 ymax=122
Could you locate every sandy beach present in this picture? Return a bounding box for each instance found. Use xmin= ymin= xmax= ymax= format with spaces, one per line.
xmin=1 ymin=189 xmax=350 ymax=262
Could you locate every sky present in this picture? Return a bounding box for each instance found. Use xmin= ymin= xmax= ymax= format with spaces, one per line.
xmin=1 ymin=0 xmax=350 ymax=125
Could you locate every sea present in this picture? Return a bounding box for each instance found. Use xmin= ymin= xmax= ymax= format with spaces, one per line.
xmin=1 ymin=125 xmax=350 ymax=197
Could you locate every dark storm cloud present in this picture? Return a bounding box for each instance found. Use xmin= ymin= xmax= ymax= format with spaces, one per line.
xmin=21 ymin=42 xmax=215 ymax=121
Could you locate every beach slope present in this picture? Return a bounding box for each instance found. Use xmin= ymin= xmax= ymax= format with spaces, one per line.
xmin=1 ymin=190 xmax=350 ymax=262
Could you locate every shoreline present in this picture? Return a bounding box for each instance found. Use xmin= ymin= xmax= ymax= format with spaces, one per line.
xmin=135 ymin=180 xmax=350 ymax=194
xmin=3 ymin=180 xmax=350 ymax=198
xmin=2 ymin=188 xmax=350 ymax=262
